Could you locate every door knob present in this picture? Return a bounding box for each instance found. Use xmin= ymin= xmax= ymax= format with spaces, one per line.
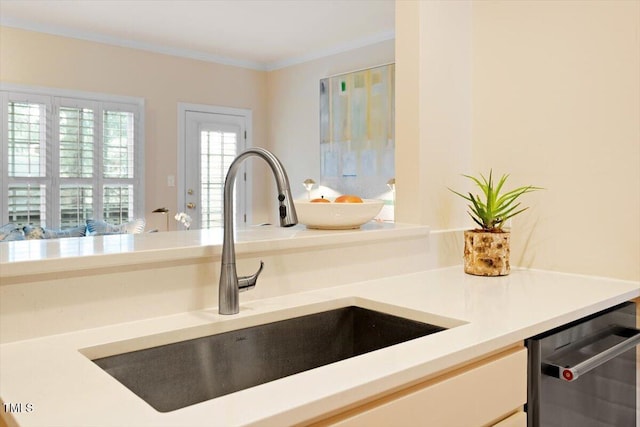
xmin=187 ymin=202 xmax=196 ymax=209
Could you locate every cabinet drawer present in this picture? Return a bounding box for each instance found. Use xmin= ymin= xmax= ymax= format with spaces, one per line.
xmin=493 ymin=411 xmax=526 ymax=427
xmin=315 ymin=346 xmax=527 ymax=427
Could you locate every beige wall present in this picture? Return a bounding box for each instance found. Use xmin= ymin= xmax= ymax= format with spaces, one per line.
xmin=395 ymin=0 xmax=474 ymax=270
xmin=0 ymin=26 xmax=269 ymax=230
xmin=265 ymin=40 xmax=394 ymax=222
xmin=395 ymin=0 xmax=473 ymax=228
xmin=396 ymin=0 xmax=640 ymax=280
xmin=472 ymin=0 xmax=639 ymax=280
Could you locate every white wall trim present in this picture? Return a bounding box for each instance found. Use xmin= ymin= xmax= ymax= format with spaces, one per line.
xmin=265 ymin=30 xmax=396 ymax=71
xmin=0 ymin=83 xmax=145 ymax=108
xmin=0 ymin=17 xmax=266 ymax=71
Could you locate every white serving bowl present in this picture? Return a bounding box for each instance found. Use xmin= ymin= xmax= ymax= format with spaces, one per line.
xmin=293 ymin=199 xmax=384 ymax=230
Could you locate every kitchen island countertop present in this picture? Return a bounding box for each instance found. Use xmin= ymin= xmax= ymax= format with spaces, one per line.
xmin=1 ymin=266 xmax=638 ymax=426
xmin=0 ymin=223 xmax=428 ymax=279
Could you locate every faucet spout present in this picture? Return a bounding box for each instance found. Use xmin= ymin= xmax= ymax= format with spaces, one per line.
xmin=238 ymin=260 xmax=264 ymax=292
xmin=218 ymin=147 xmax=298 ymax=315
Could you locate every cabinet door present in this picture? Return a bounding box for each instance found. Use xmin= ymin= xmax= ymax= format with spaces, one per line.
xmin=315 ymin=346 xmax=526 ymax=427
xmin=493 ymin=411 xmax=527 ymax=427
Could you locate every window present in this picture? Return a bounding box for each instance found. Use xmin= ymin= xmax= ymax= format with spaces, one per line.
xmin=1 ymin=86 xmax=144 ymax=228
xmin=199 ymin=128 xmax=239 ymax=228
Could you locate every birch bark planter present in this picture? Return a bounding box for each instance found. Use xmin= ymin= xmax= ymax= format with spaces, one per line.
xmin=463 ymin=230 xmax=510 ymax=276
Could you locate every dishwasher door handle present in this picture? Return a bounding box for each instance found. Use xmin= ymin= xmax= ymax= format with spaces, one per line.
xmin=543 ymin=325 xmax=640 ymax=382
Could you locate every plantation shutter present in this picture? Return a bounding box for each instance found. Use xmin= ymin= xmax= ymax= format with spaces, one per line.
xmin=1 ymin=87 xmax=144 ymax=228
xmin=6 ymin=100 xmax=48 ymax=226
xmin=58 ymin=103 xmax=96 ymax=227
xmin=102 ymin=110 xmax=136 ymax=224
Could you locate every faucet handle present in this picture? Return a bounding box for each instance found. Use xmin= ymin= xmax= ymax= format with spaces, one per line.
xmin=238 ymin=261 xmax=264 ymax=292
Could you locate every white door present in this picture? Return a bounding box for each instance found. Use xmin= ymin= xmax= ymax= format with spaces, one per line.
xmin=180 ymin=105 xmax=250 ymax=229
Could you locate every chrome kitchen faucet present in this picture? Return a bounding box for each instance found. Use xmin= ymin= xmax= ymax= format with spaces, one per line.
xmin=218 ymin=147 xmax=297 ymax=315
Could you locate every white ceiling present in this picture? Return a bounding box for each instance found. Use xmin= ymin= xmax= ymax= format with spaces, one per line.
xmin=0 ymin=0 xmax=395 ymax=70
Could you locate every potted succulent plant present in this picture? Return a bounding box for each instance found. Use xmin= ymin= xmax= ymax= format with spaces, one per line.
xmin=450 ymin=171 xmax=541 ymax=276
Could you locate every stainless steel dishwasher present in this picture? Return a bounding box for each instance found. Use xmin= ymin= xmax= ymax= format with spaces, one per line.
xmin=526 ymin=301 xmax=639 ymax=427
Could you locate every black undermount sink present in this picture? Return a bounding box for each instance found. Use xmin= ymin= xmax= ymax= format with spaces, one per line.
xmin=92 ymin=306 xmax=446 ymax=412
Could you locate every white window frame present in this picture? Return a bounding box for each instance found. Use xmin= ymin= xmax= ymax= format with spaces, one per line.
xmin=0 ymin=83 xmax=145 ymax=228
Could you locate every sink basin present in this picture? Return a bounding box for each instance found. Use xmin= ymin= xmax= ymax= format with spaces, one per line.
xmin=92 ymin=306 xmax=446 ymax=412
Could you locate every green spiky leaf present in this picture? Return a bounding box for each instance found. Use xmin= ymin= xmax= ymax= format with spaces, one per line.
xmin=449 ymin=170 xmax=542 ymax=232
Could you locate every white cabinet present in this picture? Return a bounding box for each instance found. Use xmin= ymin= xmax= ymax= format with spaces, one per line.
xmin=310 ymin=346 xmax=527 ymax=427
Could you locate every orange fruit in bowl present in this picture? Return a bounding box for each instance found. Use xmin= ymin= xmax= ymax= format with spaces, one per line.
xmin=335 ymin=195 xmax=363 ymax=203
xmin=310 ymin=197 xmax=330 ymax=203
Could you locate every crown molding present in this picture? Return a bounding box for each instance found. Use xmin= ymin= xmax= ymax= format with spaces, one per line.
xmin=265 ymin=30 xmax=395 ymax=71
xmin=0 ymin=17 xmax=267 ymax=71
xmin=1 ymin=17 xmax=395 ymax=72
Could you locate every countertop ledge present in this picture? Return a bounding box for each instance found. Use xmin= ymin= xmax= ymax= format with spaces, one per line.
xmin=1 ymin=267 xmax=638 ymax=427
xmin=0 ymin=222 xmax=428 ymax=279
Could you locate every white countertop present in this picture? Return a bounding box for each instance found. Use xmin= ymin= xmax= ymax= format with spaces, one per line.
xmin=0 ymin=222 xmax=426 ymax=279
xmin=1 ymin=266 xmax=638 ymax=426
